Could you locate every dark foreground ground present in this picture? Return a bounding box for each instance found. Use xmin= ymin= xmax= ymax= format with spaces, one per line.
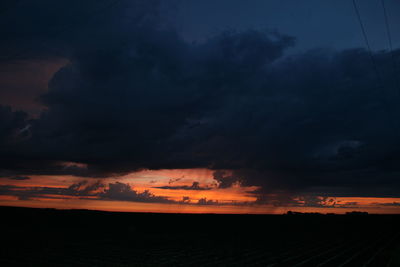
xmin=0 ymin=207 xmax=400 ymax=266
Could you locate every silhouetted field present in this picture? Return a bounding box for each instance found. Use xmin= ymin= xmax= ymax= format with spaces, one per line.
xmin=0 ymin=206 xmax=399 ymax=266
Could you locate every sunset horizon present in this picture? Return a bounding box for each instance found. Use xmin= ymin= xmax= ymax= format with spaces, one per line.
xmin=2 ymin=168 xmax=400 ymax=214
xmin=1 ymin=0 xmax=400 ymax=265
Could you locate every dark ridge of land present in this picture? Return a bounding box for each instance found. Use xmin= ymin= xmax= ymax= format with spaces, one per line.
xmin=0 ymin=206 xmax=400 ymax=266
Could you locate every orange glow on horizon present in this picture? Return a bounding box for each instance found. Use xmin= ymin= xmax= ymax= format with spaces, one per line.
xmin=1 ymin=169 xmax=400 ymax=214
xmin=1 ymin=197 xmax=400 ymax=214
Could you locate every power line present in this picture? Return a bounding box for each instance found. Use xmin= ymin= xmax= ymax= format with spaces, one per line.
xmin=352 ymin=0 xmax=400 ymax=134
xmin=381 ymin=0 xmax=395 ymax=53
xmin=352 ymin=0 xmax=384 ymax=89
xmin=381 ymin=0 xmax=400 ymax=94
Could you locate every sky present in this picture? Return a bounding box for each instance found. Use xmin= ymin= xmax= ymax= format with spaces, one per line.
xmin=1 ymin=0 xmax=400 ymax=214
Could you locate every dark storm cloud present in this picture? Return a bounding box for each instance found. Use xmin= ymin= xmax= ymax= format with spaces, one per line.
xmin=1 ymin=0 xmax=400 ymax=200
xmin=3 ymin=28 xmax=293 ymax=178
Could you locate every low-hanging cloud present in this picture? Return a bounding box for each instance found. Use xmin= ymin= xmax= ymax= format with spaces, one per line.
xmin=0 ymin=181 xmax=172 ymax=203
xmin=153 ymin=181 xmax=211 ymax=191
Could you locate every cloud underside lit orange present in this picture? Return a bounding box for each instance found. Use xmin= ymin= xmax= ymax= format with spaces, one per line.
xmin=1 ymin=169 xmax=400 ymax=214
